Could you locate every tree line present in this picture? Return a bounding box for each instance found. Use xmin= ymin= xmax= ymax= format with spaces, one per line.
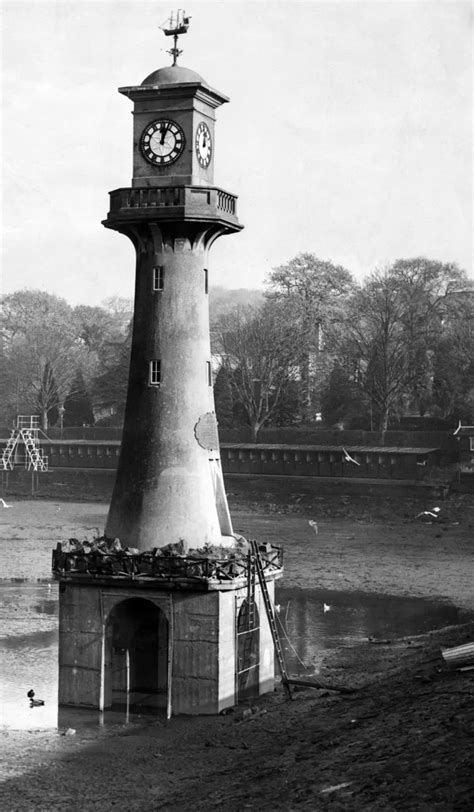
xmin=1 ymin=255 xmax=473 ymax=436
xmin=0 ymin=292 xmax=133 ymax=430
xmin=214 ymin=255 xmax=473 ymax=438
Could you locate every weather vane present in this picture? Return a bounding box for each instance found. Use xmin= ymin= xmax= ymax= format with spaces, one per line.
xmin=160 ymin=9 xmax=191 ymax=66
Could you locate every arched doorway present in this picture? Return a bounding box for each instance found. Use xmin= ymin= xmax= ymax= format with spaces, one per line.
xmin=236 ymin=599 xmax=260 ymax=701
xmin=106 ymin=598 xmax=168 ymax=711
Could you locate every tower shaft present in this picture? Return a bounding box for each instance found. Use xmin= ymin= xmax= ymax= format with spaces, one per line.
xmin=104 ymin=210 xmax=239 ymax=551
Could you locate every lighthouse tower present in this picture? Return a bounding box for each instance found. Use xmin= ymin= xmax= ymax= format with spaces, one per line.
xmin=54 ymin=16 xmax=283 ymax=718
xmin=103 ymin=31 xmax=242 ymax=551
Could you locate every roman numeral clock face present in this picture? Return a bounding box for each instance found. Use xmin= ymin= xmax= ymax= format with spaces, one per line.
xmin=140 ymin=119 xmax=185 ymax=165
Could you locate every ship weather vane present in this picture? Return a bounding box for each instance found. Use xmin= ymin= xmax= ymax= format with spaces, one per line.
xmin=160 ymin=9 xmax=191 ymax=66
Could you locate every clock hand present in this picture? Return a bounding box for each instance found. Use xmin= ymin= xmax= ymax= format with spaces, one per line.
xmin=160 ymin=123 xmax=168 ymax=145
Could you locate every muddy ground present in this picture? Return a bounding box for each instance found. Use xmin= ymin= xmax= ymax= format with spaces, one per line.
xmin=1 ymin=489 xmax=474 ymax=810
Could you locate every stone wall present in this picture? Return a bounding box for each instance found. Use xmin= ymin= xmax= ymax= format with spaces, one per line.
xmin=16 ymin=440 xmax=441 ymax=480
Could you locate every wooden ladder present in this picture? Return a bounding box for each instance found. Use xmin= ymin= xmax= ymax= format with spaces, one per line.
xmin=250 ymin=539 xmax=292 ymax=700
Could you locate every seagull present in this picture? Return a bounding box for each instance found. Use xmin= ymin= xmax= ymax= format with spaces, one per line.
xmin=453 ymin=420 xmax=462 ymax=436
xmin=323 ymin=603 xmax=331 ymax=614
xmin=0 ymin=498 xmax=12 ymax=508
xmin=342 ymin=448 xmax=360 ymax=466
xmin=27 ymin=689 xmax=45 ymax=707
xmin=308 ymin=520 xmax=318 ymax=535
xmin=415 ymin=507 xmax=441 ymax=519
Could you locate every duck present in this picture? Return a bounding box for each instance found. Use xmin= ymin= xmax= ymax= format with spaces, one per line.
xmin=27 ymin=689 xmax=45 ymax=706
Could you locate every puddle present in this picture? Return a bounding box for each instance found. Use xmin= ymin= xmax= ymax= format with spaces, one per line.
xmin=275 ymin=586 xmax=465 ymax=675
xmin=0 ymin=581 xmax=468 ymax=731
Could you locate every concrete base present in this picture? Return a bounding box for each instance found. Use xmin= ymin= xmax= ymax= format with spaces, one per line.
xmin=58 ymin=578 xmax=276 ymax=716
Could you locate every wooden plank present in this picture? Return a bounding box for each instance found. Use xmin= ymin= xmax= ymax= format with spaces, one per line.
xmin=286 ymin=677 xmax=356 ymax=694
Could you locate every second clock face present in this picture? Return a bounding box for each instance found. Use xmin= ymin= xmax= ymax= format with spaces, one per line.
xmin=195 ymin=122 xmax=212 ymax=168
xmin=141 ymin=119 xmax=185 ymax=165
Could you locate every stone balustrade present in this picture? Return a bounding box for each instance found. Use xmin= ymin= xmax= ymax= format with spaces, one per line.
xmin=106 ymin=185 xmax=238 ymax=223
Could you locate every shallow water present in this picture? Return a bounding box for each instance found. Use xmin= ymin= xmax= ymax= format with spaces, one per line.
xmin=0 ymin=579 xmax=466 ymax=731
xmin=275 ymin=585 xmax=463 ymax=675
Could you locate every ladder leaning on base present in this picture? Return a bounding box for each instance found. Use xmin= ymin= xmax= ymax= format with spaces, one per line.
xmin=250 ymin=542 xmax=356 ymax=698
xmin=250 ymin=539 xmax=292 ymax=700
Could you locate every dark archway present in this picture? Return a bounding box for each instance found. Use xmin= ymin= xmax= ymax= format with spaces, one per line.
xmin=107 ymin=598 xmax=168 ymax=710
xmin=236 ymin=599 xmax=260 ymax=701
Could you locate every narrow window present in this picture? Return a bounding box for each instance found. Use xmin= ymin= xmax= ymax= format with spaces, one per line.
xmin=149 ymin=360 xmax=161 ymax=386
xmin=204 ymin=268 xmax=208 ymax=294
xmin=153 ymin=266 xmax=164 ymax=291
xmin=206 ymin=361 xmax=212 ymax=386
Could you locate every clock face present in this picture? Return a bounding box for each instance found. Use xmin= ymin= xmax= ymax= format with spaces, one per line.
xmin=140 ymin=119 xmax=185 ymax=165
xmin=195 ymin=122 xmax=212 ymax=168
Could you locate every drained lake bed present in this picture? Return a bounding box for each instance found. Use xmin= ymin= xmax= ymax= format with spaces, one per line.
xmin=1 ymin=499 xmax=473 ymax=730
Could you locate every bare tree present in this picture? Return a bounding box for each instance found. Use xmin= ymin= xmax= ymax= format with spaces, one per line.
xmin=214 ymin=301 xmax=304 ymax=442
xmin=342 ymin=271 xmax=409 ymax=432
xmin=266 ymin=253 xmax=354 ymax=420
xmin=389 ymin=258 xmax=471 ymax=415
xmin=340 ymin=260 xmax=473 ymax=430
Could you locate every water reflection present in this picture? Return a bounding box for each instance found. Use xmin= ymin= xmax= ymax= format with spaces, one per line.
xmin=0 ymin=580 xmax=467 ymax=731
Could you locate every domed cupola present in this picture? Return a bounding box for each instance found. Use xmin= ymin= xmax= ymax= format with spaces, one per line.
xmin=141 ymin=65 xmax=205 ymax=87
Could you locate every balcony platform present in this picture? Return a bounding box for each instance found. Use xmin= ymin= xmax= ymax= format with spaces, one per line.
xmin=52 ymin=541 xmax=283 ymax=592
xmin=104 ymin=185 xmax=243 ymax=231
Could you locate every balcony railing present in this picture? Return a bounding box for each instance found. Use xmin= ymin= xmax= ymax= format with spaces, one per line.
xmin=216 ymin=190 xmax=236 ymax=215
xmin=107 ymin=186 xmax=238 ymax=222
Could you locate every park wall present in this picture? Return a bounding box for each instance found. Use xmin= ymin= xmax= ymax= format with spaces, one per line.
xmin=11 ymin=440 xmax=442 ymax=481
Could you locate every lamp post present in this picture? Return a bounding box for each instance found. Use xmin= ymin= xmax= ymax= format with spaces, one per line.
xmin=59 ymin=404 xmax=65 ymax=437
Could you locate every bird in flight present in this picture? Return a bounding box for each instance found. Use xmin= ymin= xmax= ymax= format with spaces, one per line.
xmin=414 ymin=507 xmax=440 ymax=519
xmin=342 ymin=448 xmax=360 ymax=466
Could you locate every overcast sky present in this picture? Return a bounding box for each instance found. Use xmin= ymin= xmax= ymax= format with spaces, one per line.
xmin=1 ymin=0 xmax=472 ymax=306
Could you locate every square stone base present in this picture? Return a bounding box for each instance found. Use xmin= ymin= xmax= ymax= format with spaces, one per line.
xmin=58 ymin=578 xmax=276 ymax=715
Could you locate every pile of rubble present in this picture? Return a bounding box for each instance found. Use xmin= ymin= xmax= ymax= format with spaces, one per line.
xmin=56 ymin=533 xmax=251 ymax=558
xmin=52 ymin=535 xmax=282 ymax=582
